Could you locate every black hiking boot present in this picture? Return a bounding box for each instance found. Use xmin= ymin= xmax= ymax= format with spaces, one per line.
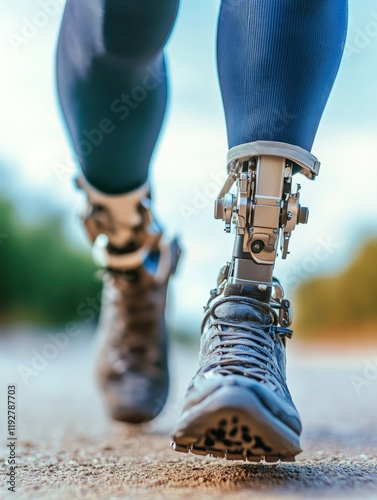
xmin=171 ymin=280 xmax=301 ymax=461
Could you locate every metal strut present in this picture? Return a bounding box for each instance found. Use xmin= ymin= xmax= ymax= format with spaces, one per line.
xmin=213 ymin=141 xmax=320 ymax=327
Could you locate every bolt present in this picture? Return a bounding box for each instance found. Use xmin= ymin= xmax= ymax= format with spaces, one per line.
xmin=251 ymin=240 xmax=265 ymax=254
xmin=298 ymin=206 xmax=309 ymax=224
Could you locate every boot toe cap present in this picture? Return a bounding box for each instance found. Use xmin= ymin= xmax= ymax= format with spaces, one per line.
xmin=102 ymin=372 xmax=169 ymax=424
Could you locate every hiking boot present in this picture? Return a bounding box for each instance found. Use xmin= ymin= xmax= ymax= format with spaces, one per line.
xmin=171 ymin=279 xmax=301 ymax=461
xmin=77 ymin=177 xmax=181 ymax=423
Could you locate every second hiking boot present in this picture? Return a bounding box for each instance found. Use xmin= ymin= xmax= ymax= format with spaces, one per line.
xmin=78 ymin=177 xmax=180 ymax=423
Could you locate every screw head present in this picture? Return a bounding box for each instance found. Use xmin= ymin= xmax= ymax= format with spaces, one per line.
xmin=251 ymin=240 xmax=265 ymax=254
xmin=258 ymin=284 xmax=268 ymax=291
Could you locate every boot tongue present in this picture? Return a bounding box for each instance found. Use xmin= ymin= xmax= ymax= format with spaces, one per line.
xmin=224 ymin=282 xmax=272 ymax=303
xmin=214 ymin=283 xmax=272 ymax=325
xmin=214 ymin=302 xmax=267 ymax=325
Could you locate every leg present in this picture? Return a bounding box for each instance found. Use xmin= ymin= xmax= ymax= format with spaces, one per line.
xmin=172 ymin=0 xmax=348 ymax=460
xmin=57 ymin=0 xmax=179 ymax=194
xmin=57 ymin=0 xmax=181 ymax=423
xmin=218 ymin=0 xmax=348 ymax=151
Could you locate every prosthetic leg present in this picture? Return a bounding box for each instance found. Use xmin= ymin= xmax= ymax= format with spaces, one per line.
xmin=214 ymin=140 xmax=319 ymax=321
xmin=171 ymin=141 xmax=319 ymax=461
xmin=77 ymin=177 xmax=181 ymax=423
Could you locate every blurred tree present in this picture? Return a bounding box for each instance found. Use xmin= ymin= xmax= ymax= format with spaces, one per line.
xmin=0 ymin=195 xmax=101 ymax=328
xmin=294 ymin=238 xmax=377 ymax=338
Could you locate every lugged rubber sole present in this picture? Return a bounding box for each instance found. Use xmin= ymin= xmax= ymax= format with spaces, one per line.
xmin=171 ymin=385 xmax=301 ymax=462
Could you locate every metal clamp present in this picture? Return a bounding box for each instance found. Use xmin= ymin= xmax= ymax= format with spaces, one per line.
xmin=215 ymin=147 xmax=316 ymax=264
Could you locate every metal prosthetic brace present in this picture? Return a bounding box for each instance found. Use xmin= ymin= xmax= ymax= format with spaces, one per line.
xmin=214 ymin=141 xmax=320 ymax=328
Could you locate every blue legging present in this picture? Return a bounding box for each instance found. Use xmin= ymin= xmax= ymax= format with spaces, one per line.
xmin=57 ymin=0 xmax=348 ymax=194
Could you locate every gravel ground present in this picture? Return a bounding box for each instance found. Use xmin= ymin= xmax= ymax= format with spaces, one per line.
xmin=1 ymin=331 xmax=377 ymax=499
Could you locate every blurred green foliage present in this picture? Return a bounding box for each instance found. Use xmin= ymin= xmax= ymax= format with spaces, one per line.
xmin=0 ymin=195 xmax=101 ymax=327
xmin=294 ymin=238 xmax=377 ymax=337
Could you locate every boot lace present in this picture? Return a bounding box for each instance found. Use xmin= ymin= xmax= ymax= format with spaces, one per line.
xmin=204 ymin=296 xmax=287 ymax=390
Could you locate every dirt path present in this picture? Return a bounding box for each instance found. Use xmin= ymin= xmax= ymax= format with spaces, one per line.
xmin=1 ymin=332 xmax=377 ymax=499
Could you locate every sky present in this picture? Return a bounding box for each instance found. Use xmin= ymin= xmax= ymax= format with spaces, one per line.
xmin=1 ymin=1 xmax=377 ymax=330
